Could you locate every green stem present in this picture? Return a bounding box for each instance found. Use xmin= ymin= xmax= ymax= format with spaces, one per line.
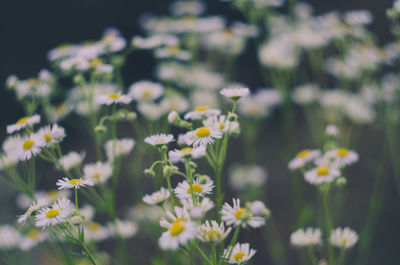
xmin=306 ymin=247 xmax=318 ymax=265
xmin=194 ymin=244 xmax=213 ymax=265
xmin=321 ymin=187 xmax=335 ymax=265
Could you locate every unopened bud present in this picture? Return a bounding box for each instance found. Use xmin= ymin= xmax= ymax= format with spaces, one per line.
xmin=168 ymin=111 xmax=180 ymax=124
xmin=144 ymin=168 xmax=155 ymax=177
xmin=227 ymin=112 xmax=238 ymax=122
xmin=126 ymin=112 xmax=137 ymax=121
xmin=70 ymin=215 xmax=85 ymax=225
xmin=336 ymin=177 xmax=347 ymax=187
xmin=198 ymin=175 xmax=211 ymax=185
xmin=163 ymin=165 xmax=178 ymax=177
xmin=95 ymin=125 xmax=107 ymax=133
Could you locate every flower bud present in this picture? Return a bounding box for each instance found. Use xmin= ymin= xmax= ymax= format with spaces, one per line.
xmin=198 ymin=175 xmax=211 ymax=185
xmin=70 ymin=215 xmax=85 ymax=225
xmin=336 ymin=177 xmax=347 ymax=187
xmin=227 ymin=112 xmax=238 ymax=122
xmin=95 ymin=125 xmax=107 ymax=134
xmin=168 ymin=111 xmax=180 ymax=124
xmin=144 ymin=168 xmax=155 ymax=177
xmin=163 ymin=165 xmax=178 ymax=177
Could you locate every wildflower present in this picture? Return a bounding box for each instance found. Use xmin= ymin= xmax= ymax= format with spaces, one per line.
xmin=35 ymin=198 xmax=73 ymax=227
xmin=7 ymin=114 xmax=40 ymax=134
xmin=174 ymin=178 xmax=214 ymax=200
xmin=203 ymin=115 xmax=240 ymax=134
xmin=329 ymin=227 xmax=359 ymax=249
xmin=168 ymin=146 xmax=206 ymax=163
xmin=154 ymin=45 xmax=191 ymax=61
xmin=95 ymin=92 xmax=132 ymax=105
xmin=197 ymin=220 xmax=231 ymax=243
xmin=249 ymin=201 xmax=270 ymax=218
xmin=292 ymin=84 xmax=319 ymax=105
xmin=289 ymin=149 xmax=321 ymax=170
xmin=220 ymin=88 xmax=250 ymax=101
xmin=108 ymin=219 xmax=138 ymax=239
xmin=222 ymin=242 xmax=256 ymax=264
xmin=129 ymin=81 xmax=164 ymax=101
xmin=16 ymin=134 xmax=43 ymax=161
xmin=290 ymin=228 xmax=322 ymax=247
xmin=83 ymin=162 xmax=112 ymax=184
xmin=184 ymin=106 xmax=221 ymax=120
xmin=84 ymin=222 xmax=110 ymax=242
xmin=59 ymin=151 xmax=85 ymax=171
xmin=36 ymin=124 xmax=66 ymax=147
xmin=0 ymin=225 xmax=21 ymax=249
xmin=161 ymin=94 xmax=189 ymax=113
xmin=325 ymin=124 xmax=339 ymax=136
xmin=221 ymin=198 xmax=265 ymax=228
xmin=304 ymin=165 xmax=341 ymax=185
xmin=17 ymin=201 xmax=42 ymax=224
xmin=56 ymin=177 xmax=94 ymax=190
xmin=181 ymin=197 xmax=214 ymax=219
xmin=229 ymin=164 xmax=267 ymax=191
xmin=104 ymin=138 xmax=135 ymax=161
xmin=185 ymin=126 xmax=222 ymax=147
xmin=143 ymin=187 xmax=170 ymax=205
xmin=144 ymin=134 xmax=174 ymax=146
xmin=325 ymin=148 xmax=359 ymax=168
xmin=19 ymin=229 xmax=47 ymax=250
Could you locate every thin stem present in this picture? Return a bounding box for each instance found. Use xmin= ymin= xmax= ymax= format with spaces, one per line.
xmin=306 ymin=247 xmax=318 ymax=265
xmin=81 ymin=242 xmax=99 ymax=265
xmin=194 ymin=244 xmax=213 ymax=265
xmin=337 ymin=247 xmax=346 ymax=265
xmin=321 ymin=187 xmax=335 ymax=265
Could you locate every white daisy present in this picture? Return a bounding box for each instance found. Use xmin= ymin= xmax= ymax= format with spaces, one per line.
xmin=203 ymin=115 xmax=240 ymax=134
xmin=17 ymin=201 xmax=43 ymax=224
xmin=329 ymin=227 xmax=359 ymax=249
xmin=154 ymin=45 xmax=191 ymax=61
xmin=159 ymin=207 xmax=197 ymax=250
xmin=220 ymin=88 xmax=250 ymax=101
xmin=325 ymin=124 xmax=339 ymax=136
xmin=229 ymin=164 xmax=267 ymax=191
xmin=56 ymin=177 xmax=94 ymax=190
xmin=143 ymin=187 xmax=170 ymax=205
xmin=221 ymin=198 xmax=265 ymax=228
xmin=184 ymin=106 xmax=221 ymax=120
xmin=104 ymin=138 xmax=135 ymax=161
xmin=144 ymin=134 xmax=174 ymax=146
xmin=19 ymin=229 xmax=47 ymax=250
xmin=84 ymin=222 xmax=110 ymax=242
xmin=59 ymin=151 xmax=85 ymax=171
xmin=0 ymin=153 xmax=18 ymax=170
xmin=288 ymin=149 xmax=321 ymax=170
xmin=222 ymin=242 xmax=256 ymax=264
xmin=128 ymin=81 xmax=164 ymax=101
xmin=185 ymin=126 xmax=222 ymax=147
xmin=168 ymin=146 xmax=206 ymax=163
xmin=0 ymin=225 xmax=21 ymax=249
xmin=174 ymin=178 xmax=214 ymax=200
xmin=83 ymin=161 xmax=112 ymax=184
xmin=160 ymin=95 xmax=189 ymax=113
xmin=36 ymin=124 xmax=66 ymax=147
xmin=197 ymin=220 xmax=231 ymax=243
xmin=95 ymin=92 xmax=132 ymax=105
xmin=324 ymin=148 xmax=359 ymax=168
xmin=7 ymin=114 xmax=41 ymax=134
xmin=16 ymin=134 xmax=43 ymax=161
xmin=304 ymin=165 xmax=341 ymax=185
xmin=108 ymin=219 xmax=137 ymax=239
xmin=35 ymin=198 xmax=73 ymax=228
xmin=290 ymin=227 xmax=322 ymax=247
xmin=180 ymin=197 xmax=214 ymax=219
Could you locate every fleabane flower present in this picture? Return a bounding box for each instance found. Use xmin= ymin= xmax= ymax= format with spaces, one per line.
xmin=203 ymin=115 xmax=240 ymax=134
xmin=289 ymin=149 xmax=321 ymax=169
xmin=104 ymin=138 xmax=135 ymax=161
xmin=180 ymin=197 xmax=214 ymax=219
xmin=95 ymin=92 xmax=132 ymax=105
xmin=304 ymin=165 xmax=341 ymax=185
xmin=174 ymin=178 xmax=214 ymax=200
xmin=324 ymin=148 xmax=359 ymax=168
xmin=197 ymin=220 xmax=231 ymax=243
xmin=108 ymin=219 xmax=138 ymax=239
xmin=35 ymin=198 xmax=73 ymax=228
xmin=7 ymin=114 xmax=40 ymax=134
xmin=168 ymin=146 xmax=206 ymax=163
xmin=221 ymin=198 xmax=265 ymax=228
xmin=0 ymin=225 xmax=21 ymax=249
xmin=56 ymin=177 xmax=94 ymax=190
xmin=222 ymin=242 xmax=256 ymax=264
xmin=329 ymin=227 xmax=359 ymax=249
xmin=185 ymin=126 xmax=222 ymax=147
xmin=17 ymin=201 xmax=43 ymax=224
xmin=184 ymin=106 xmax=221 ymax=120
xmin=59 ymin=151 xmax=85 ymax=171
xmin=290 ymin=227 xmax=322 ymax=247
xmin=159 ymin=207 xmax=197 ymax=250
xmin=144 ymin=134 xmax=174 ymax=146
xmin=143 ymin=187 xmax=170 ymax=205
xmin=83 ymin=161 xmax=112 ymax=184
xmin=84 ymin=222 xmax=110 ymax=242
xmin=220 ymin=87 xmax=250 ymax=101
xmin=36 ymin=124 xmax=66 ymax=147
xmin=129 ymin=81 xmax=164 ymax=101
xmin=16 ymin=134 xmax=43 ymax=161
xmin=19 ymin=229 xmax=47 ymax=250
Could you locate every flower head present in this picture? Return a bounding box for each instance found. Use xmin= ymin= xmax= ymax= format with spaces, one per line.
xmin=168 ymin=146 xmax=206 ymax=163
xmin=36 ymin=124 xmax=66 ymax=147
xmin=222 ymin=242 xmax=256 ymax=264
xmin=104 ymin=138 xmax=135 ymax=161
xmin=95 ymin=92 xmax=132 ymax=105
xmin=330 ymin=227 xmax=359 ymax=249
xmin=184 ymin=106 xmax=221 ymax=120
xmin=35 ymin=198 xmax=73 ymax=227
xmin=174 ymin=178 xmax=214 ymax=200
xmin=221 ymin=198 xmax=265 ymax=228
xmin=59 ymin=151 xmax=85 ymax=171
xmin=197 ymin=220 xmax=231 ymax=243
xmin=16 ymin=134 xmax=43 ymax=161
xmin=220 ymin=88 xmax=249 ymax=101
xmin=144 ymin=134 xmax=174 ymax=146
xmin=143 ymin=187 xmax=170 ymax=205
xmin=290 ymin=227 xmax=322 ymax=247
xmin=56 ymin=177 xmax=94 ymax=190
xmin=83 ymin=161 xmax=112 ymax=184
xmin=304 ymin=165 xmax=341 ymax=185
xmin=185 ymin=126 xmax=222 ymax=147
xmin=129 ymin=81 xmax=164 ymax=101
xmin=289 ymin=149 xmax=321 ymax=170
xmin=7 ymin=114 xmax=40 ymax=134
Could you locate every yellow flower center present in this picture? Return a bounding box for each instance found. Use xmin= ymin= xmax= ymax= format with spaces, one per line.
xmin=316 ymin=166 xmax=329 ymax=176
xmin=44 ymin=133 xmax=52 ymax=143
xmin=167 ymin=46 xmax=181 ymax=55
xmin=233 ymin=252 xmax=246 ymax=262
xmin=341 ymin=238 xmax=347 ymax=246
xmin=234 ymin=208 xmax=245 ymax=219
xmin=27 ymin=229 xmax=41 ymax=239
xmin=194 ymin=106 xmax=209 ymax=112
xmin=204 ymin=230 xmax=221 ymax=240
xmin=219 ymin=123 xmax=225 ymax=131
xmin=23 ymin=139 xmax=35 ymax=150
xmin=108 ymin=93 xmax=121 ymax=99
xmin=88 ymin=222 xmax=101 ymax=231
xmin=187 ymin=184 xmax=203 ymax=194
xmin=48 ymin=190 xmax=59 ymax=200
xmin=175 ymin=217 xmax=188 ymax=223
xmin=27 ymin=78 xmax=39 ymax=87
xmin=45 ymin=208 xmax=60 ymax=219
xmin=92 ymin=173 xmax=101 ymax=180
xmin=170 ymin=220 xmax=186 ymax=236
xmin=16 ymin=117 xmax=30 ymax=125
xmin=297 ymin=149 xmax=310 ymax=158
xmin=68 ymin=179 xmax=83 ymax=185
xmin=196 ymin=127 xmax=211 ymax=138
xmin=180 ymin=147 xmax=193 ymax=154
xmin=337 ymin=148 xmax=349 ymax=157
xmin=141 ymin=91 xmax=152 ymax=99
xmin=90 ymin=59 xmax=102 ymax=67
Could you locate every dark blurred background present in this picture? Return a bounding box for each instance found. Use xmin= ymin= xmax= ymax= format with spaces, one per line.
xmin=0 ymin=0 xmax=399 ymax=265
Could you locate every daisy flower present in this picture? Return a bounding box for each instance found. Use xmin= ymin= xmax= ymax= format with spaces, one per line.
xmin=288 ymin=149 xmax=321 ymax=170
xmin=325 ymin=124 xmax=339 ymax=136
xmin=59 ymin=151 xmax=85 ymax=171
xmin=290 ymin=227 xmax=322 ymax=247
xmin=222 ymin=242 xmax=256 ymax=264
xmin=154 ymin=45 xmax=191 ymax=61
xmin=108 ymin=219 xmax=137 ymax=239
xmin=181 ymin=197 xmax=214 ymax=219
xmin=184 ymin=106 xmax=221 ymax=120
xmin=203 ymin=115 xmax=240 ymax=134
xmin=36 ymin=124 xmax=66 ymax=147
xmin=84 ymin=222 xmax=110 ymax=242
xmin=104 ymin=138 xmax=135 ymax=161
xmin=35 ymin=198 xmax=73 ymax=228
xmin=17 ymin=201 xmax=42 ymax=224
xmin=16 ymin=134 xmax=43 ymax=161
xmin=19 ymin=229 xmax=47 ymax=250
xmin=128 ymin=81 xmax=164 ymax=101
xmin=56 ymin=177 xmax=94 ymax=190
xmin=159 ymin=207 xmax=197 ymax=250
xmin=0 ymin=225 xmax=21 ymax=249
xmin=221 ymin=198 xmax=265 ymax=228
xmin=197 ymin=220 xmax=231 ymax=243
xmin=168 ymin=146 xmax=206 ymax=163
xmin=304 ymin=165 xmax=341 ymax=185
xmin=185 ymin=126 xmax=222 ymax=147
xmin=229 ymin=164 xmax=267 ymax=191
xmin=144 ymin=134 xmax=174 ymax=146
xmin=174 ymin=178 xmax=214 ymax=200
xmin=7 ymin=114 xmax=40 ymax=134
xmin=325 ymin=148 xmax=359 ymax=168
xmin=220 ymin=87 xmax=250 ymax=101
xmin=83 ymin=161 xmax=112 ymax=184
xmin=143 ymin=187 xmax=170 ymax=205
xmin=329 ymin=227 xmax=359 ymax=249
xmin=95 ymin=92 xmax=132 ymax=105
